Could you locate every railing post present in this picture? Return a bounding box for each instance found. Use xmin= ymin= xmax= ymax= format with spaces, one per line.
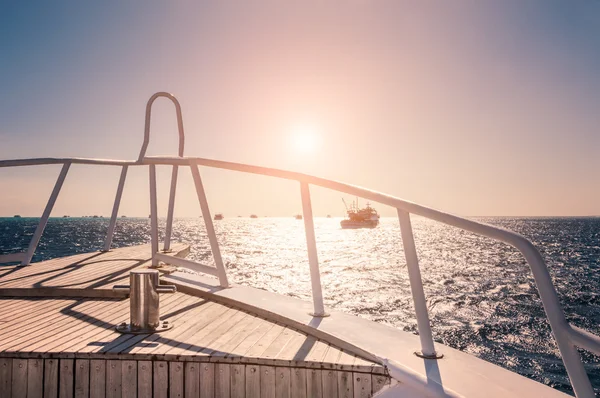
xmin=300 ymin=182 xmax=327 ymax=317
xmin=149 ymin=165 xmax=159 ymax=267
xmin=22 ymin=162 xmax=71 ymax=265
xmin=190 ymin=161 xmax=229 ymax=287
xmin=397 ymin=209 xmax=441 ymax=358
xmin=163 ymin=165 xmax=178 ymax=252
xmin=103 ymin=165 xmax=128 ymax=252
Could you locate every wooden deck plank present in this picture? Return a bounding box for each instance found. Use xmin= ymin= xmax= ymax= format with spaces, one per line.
xmin=245 ymin=364 xmax=260 ymax=398
xmin=0 ymin=299 xmax=84 ymax=345
xmin=230 ymin=364 xmax=245 ymax=398
xmin=306 ymin=369 xmax=322 ymax=398
xmin=290 ymin=368 xmax=306 ymax=398
xmin=215 ymin=363 xmax=230 ymax=398
xmin=227 ymin=322 xmax=276 ymax=359
xmin=0 ymin=358 xmax=12 ymax=396
xmin=28 ymin=358 xmax=44 ymax=398
xmin=11 ymin=358 xmax=28 ymax=398
xmin=121 ymin=360 xmax=137 ymax=398
xmin=24 ymin=300 xmax=125 ymax=353
xmin=352 ymin=372 xmax=371 ymax=398
xmin=322 ymin=369 xmax=338 ymax=398
xmin=199 ymin=312 xmax=256 ymax=356
xmin=74 ymin=359 xmax=90 ymax=398
xmin=275 ymin=367 xmax=291 ymax=398
xmin=243 ymin=324 xmax=285 ymax=360
xmin=59 ymin=359 xmax=74 ymax=398
xmin=260 ymin=328 xmax=295 ymax=360
xmin=305 ymin=340 xmax=329 ymax=364
xmin=106 ymin=360 xmax=122 ymax=398
xmin=89 ymin=360 xmax=106 ymax=398
xmin=260 ymin=366 xmax=276 ymax=398
xmin=208 ymin=313 xmax=264 ymax=358
xmin=169 ymin=362 xmax=184 ymax=398
xmin=0 ymin=299 xmax=77 ymax=338
xmin=164 ymin=308 xmax=237 ymax=357
xmin=153 ymin=361 xmax=168 ymax=398
xmin=274 ymin=332 xmax=307 ymax=363
xmin=190 ymin=311 xmax=249 ymax=356
xmin=184 ymin=362 xmax=200 ymax=398
xmin=199 ymin=363 xmax=215 ymax=398
xmin=44 ymin=359 xmax=59 ymax=398
xmin=138 ymin=361 xmax=153 ymax=398
xmin=337 ymin=371 xmax=353 ymax=398
xmin=2 ymin=300 xmax=107 ymax=352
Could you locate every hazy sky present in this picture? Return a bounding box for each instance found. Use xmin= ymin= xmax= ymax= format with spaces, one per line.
xmin=1 ymin=1 xmax=599 ymax=217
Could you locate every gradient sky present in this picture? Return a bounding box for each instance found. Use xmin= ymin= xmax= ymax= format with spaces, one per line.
xmin=1 ymin=1 xmax=599 ymax=217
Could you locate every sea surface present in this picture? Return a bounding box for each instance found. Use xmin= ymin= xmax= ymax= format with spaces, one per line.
xmin=1 ymin=216 xmax=600 ymax=395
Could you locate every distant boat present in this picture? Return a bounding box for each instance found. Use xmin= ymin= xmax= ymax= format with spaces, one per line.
xmin=92 ymin=215 xmax=99 ymax=218
xmin=62 ymin=215 xmax=69 ymax=218
xmin=340 ymin=199 xmax=379 ymax=229
xmin=327 ymin=215 xmax=331 ymax=218
xmin=121 ymin=215 xmax=127 ymax=218
xmin=294 ymin=214 xmax=302 ymax=220
xmin=250 ymin=214 xmax=258 ymax=218
xmin=13 ymin=215 xmax=21 ymax=218
xmin=214 ymin=213 xmax=224 ymax=220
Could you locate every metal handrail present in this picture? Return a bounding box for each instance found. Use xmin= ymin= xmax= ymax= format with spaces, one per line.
xmin=138 ymin=92 xmax=186 ymax=254
xmin=0 ymin=93 xmax=597 ymax=397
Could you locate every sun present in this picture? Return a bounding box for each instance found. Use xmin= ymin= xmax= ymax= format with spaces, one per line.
xmin=290 ymin=125 xmax=320 ymax=153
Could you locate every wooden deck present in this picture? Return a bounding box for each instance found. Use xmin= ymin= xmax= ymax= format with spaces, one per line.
xmin=0 ymin=244 xmax=390 ymax=397
xmin=0 ymin=243 xmax=189 ymax=298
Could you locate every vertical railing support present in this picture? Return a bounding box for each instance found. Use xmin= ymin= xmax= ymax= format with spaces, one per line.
xmin=103 ymin=165 xmax=128 ymax=252
xmin=190 ymin=162 xmax=229 ymax=287
xmin=149 ymin=165 xmax=159 ymax=267
xmin=300 ymin=182 xmax=328 ymax=317
xmin=22 ymin=162 xmax=71 ymax=265
xmin=397 ymin=209 xmax=441 ymax=358
xmin=163 ymin=165 xmax=178 ymax=252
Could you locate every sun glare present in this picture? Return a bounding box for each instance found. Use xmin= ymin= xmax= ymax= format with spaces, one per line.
xmin=290 ymin=125 xmax=320 ymax=153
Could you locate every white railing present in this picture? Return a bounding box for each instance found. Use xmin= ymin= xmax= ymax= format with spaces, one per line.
xmin=0 ymin=92 xmax=597 ymax=397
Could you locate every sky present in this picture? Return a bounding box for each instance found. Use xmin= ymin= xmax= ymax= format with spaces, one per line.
xmin=0 ymin=1 xmax=599 ymax=217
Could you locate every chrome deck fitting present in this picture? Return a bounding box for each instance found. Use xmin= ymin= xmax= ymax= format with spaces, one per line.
xmin=113 ymin=269 xmax=176 ymax=334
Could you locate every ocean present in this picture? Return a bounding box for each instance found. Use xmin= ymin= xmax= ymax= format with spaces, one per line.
xmin=1 ymin=216 xmax=599 ymax=395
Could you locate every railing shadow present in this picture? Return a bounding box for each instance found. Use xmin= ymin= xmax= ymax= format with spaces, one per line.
xmin=51 ymin=298 xmax=337 ymax=366
xmin=423 ymin=357 xmax=445 ymax=395
xmin=0 ymin=252 xmax=105 ymax=285
xmin=32 ymin=258 xmax=147 ymax=289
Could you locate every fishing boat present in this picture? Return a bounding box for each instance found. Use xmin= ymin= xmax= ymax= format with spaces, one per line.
xmin=0 ymin=93 xmax=594 ymax=397
xmin=13 ymin=215 xmax=21 ymax=218
xmin=214 ymin=213 xmax=224 ymax=220
xmin=294 ymin=214 xmax=302 ymax=220
xmin=250 ymin=214 xmax=258 ymax=218
xmin=340 ymin=198 xmax=380 ymax=229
